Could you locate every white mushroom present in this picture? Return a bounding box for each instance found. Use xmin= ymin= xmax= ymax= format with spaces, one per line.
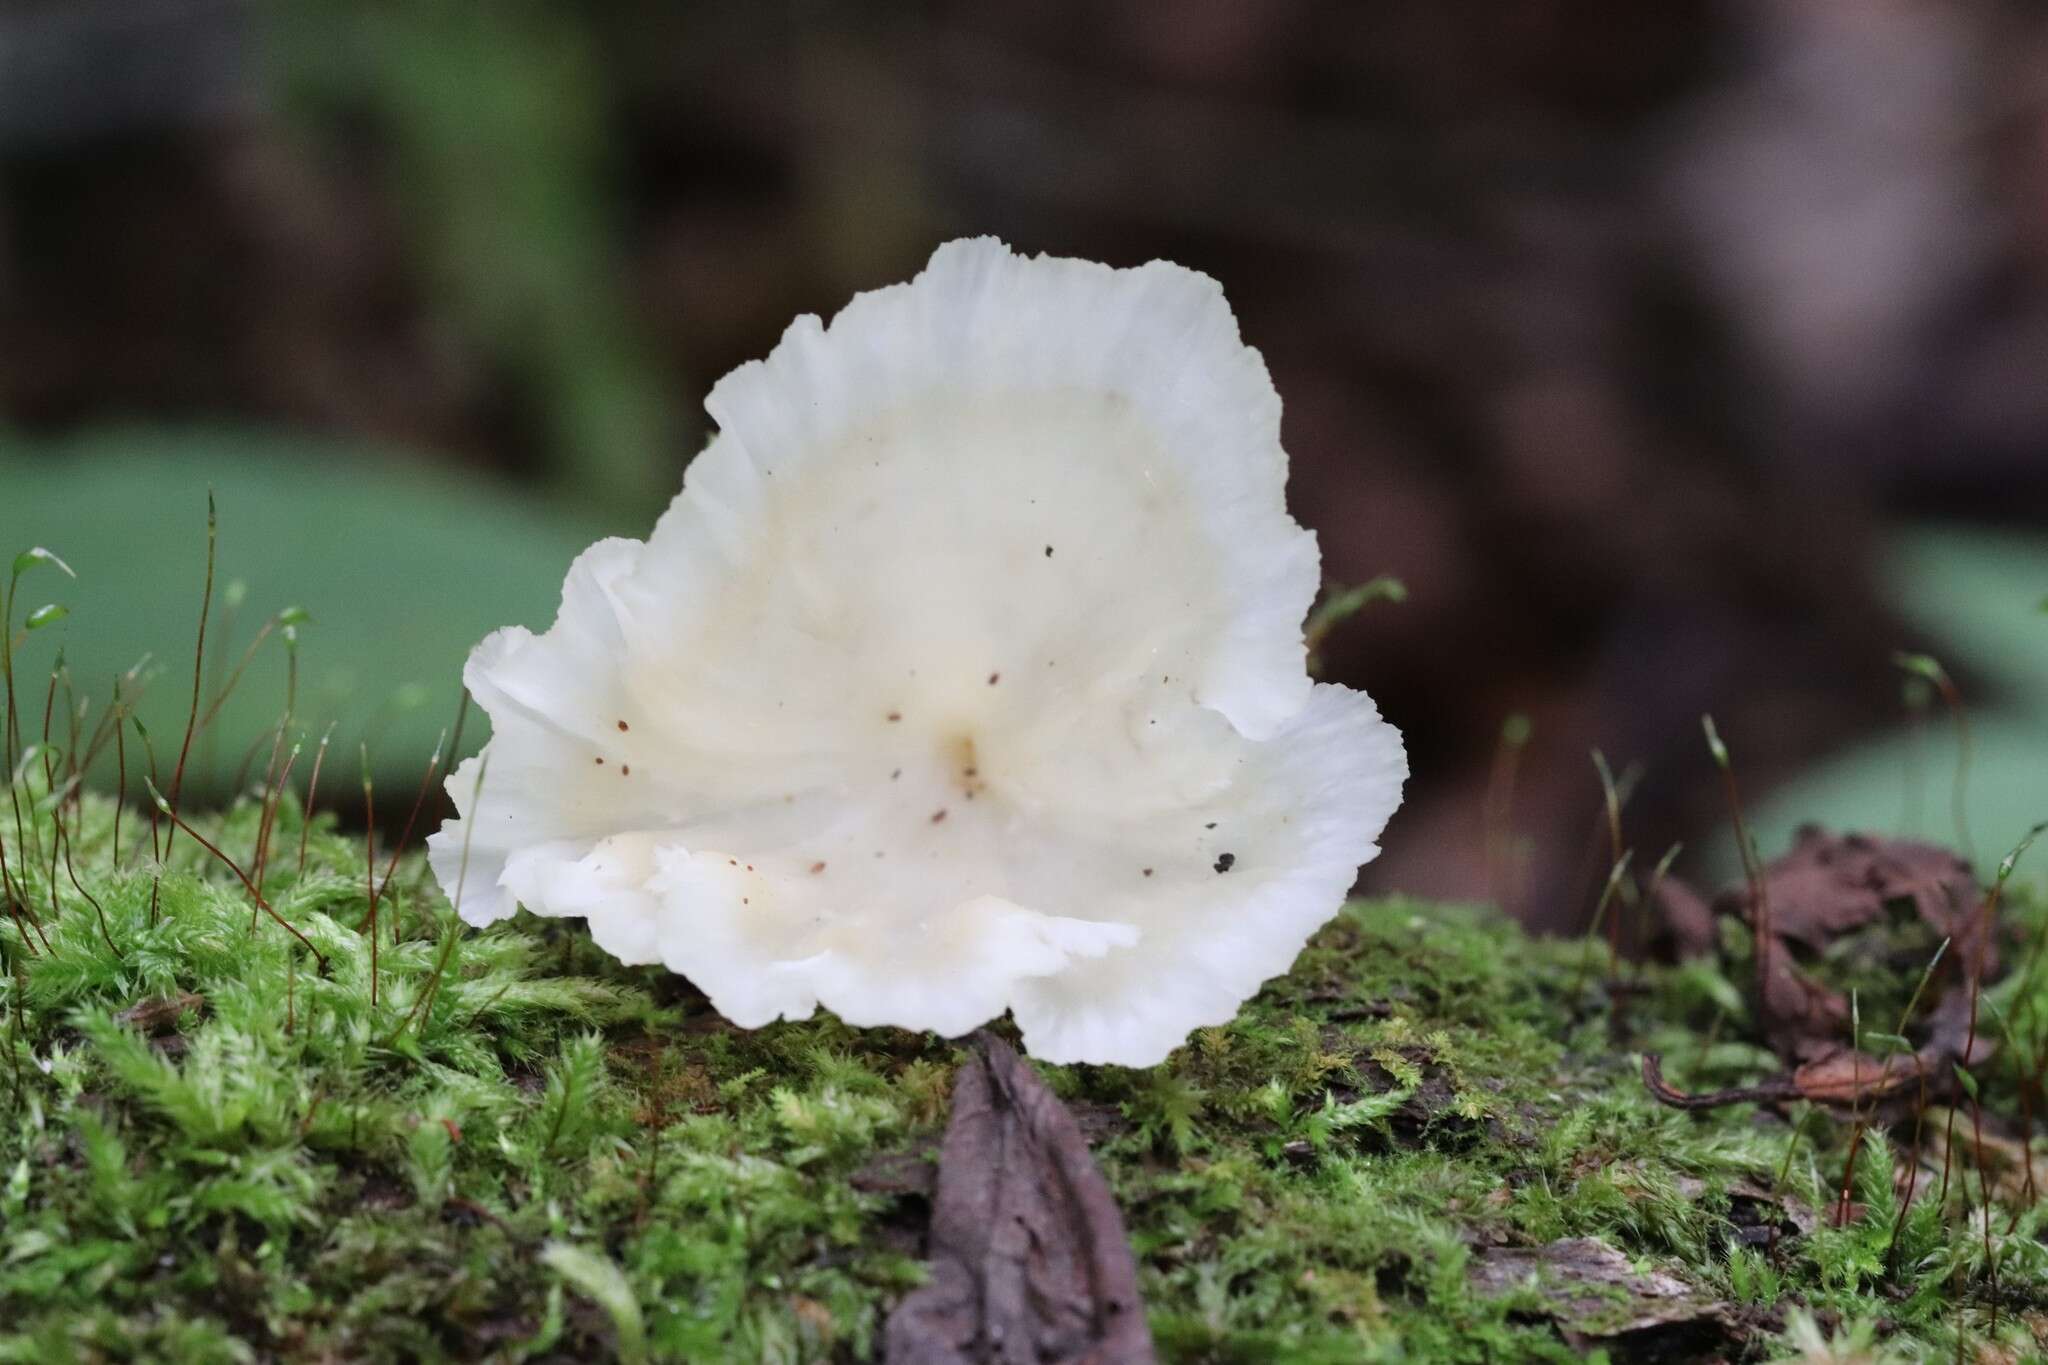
xmin=427 ymin=238 xmax=1406 ymax=1066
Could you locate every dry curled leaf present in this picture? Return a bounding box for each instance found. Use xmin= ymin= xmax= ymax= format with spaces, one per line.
xmin=884 ymin=1033 xmax=1155 ymax=1365
xmin=1727 ymin=828 xmax=1982 ymax=959
xmin=1754 ymin=946 xmax=1853 ymax=1062
xmin=1708 ymin=828 xmax=1986 ymax=1066
xmin=1646 ymin=828 xmax=2001 ymax=1117
xmin=1642 ymin=1027 xmax=1992 ymax=1117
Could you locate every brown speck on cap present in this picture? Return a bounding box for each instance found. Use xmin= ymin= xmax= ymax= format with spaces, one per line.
xmin=1044 ymin=545 xmax=1054 ymax=557
xmin=593 ymin=757 xmax=604 ymax=765
xmin=620 ymin=765 xmax=631 ymax=776
xmin=1142 ymin=868 xmax=1154 ymax=877
xmin=987 ymin=672 xmax=1000 ymax=685
xmin=810 ymin=861 xmax=827 ymax=874
xmin=616 ymin=720 xmax=629 ymax=732
xmin=930 ymin=808 xmax=948 ymax=824
xmin=887 ymin=711 xmax=902 ymax=723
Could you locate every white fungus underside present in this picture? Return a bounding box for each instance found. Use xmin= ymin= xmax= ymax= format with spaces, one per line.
xmin=428 ymin=239 xmax=1406 ymax=1066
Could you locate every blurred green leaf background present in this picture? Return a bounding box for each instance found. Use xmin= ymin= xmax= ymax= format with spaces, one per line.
xmin=5 ymin=428 xmax=608 ymax=798
xmin=1733 ymin=527 xmax=2048 ymax=881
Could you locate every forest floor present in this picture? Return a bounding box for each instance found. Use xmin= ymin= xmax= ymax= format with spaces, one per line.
xmin=4 ymin=789 xmax=2046 ymax=1363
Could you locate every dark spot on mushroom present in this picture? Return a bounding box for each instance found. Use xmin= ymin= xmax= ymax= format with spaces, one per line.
xmin=1214 ymin=852 xmax=1236 ymax=873
xmin=1205 ymin=822 xmax=1216 ymax=829
xmin=1142 ymin=868 xmax=1154 ymax=877
xmin=593 ymin=757 xmax=603 ymax=765
xmin=728 ymin=859 xmax=737 ymax=866
xmin=988 ymin=672 xmax=1000 ymax=685
xmin=890 ymin=768 xmax=902 ymax=781
xmin=887 ymin=711 xmax=902 ymax=723
xmin=810 ymin=861 xmax=827 ymax=875
xmin=616 ymin=720 xmax=629 ymax=732
xmin=620 ymin=765 xmax=631 ymax=776
xmin=742 ymin=897 xmax=750 ymax=905
xmin=1044 ymin=545 xmax=1054 ymax=558
xmin=931 ymin=809 xmax=948 ymax=824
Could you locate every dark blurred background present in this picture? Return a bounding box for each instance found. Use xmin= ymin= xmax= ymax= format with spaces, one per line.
xmin=6 ymin=0 xmax=2047 ymax=933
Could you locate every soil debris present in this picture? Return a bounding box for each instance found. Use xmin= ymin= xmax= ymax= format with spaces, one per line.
xmin=1669 ymin=1174 xmax=1818 ymax=1247
xmin=850 ymin=1149 xmax=938 ymax=1199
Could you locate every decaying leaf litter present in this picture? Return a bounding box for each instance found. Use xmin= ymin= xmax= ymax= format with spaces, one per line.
xmin=884 ymin=1034 xmax=1154 ymax=1365
xmin=8 ymin=539 xmax=2048 ymax=1361
xmin=1644 ymin=828 xmax=1998 ymax=1115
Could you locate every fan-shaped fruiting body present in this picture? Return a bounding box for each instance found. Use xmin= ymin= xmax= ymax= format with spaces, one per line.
xmin=428 ymin=239 xmax=1405 ymax=1065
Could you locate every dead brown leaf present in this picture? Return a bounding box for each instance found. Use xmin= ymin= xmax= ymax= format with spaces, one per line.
xmin=1649 ymin=873 xmax=1717 ymax=962
xmin=113 ymin=991 xmax=206 ymax=1035
xmin=1731 ymin=830 xmax=1983 ymax=1063
xmin=883 ymin=1033 xmax=1155 ymax=1365
xmin=1643 ymin=1026 xmax=1991 ymax=1117
xmin=1787 ymin=1047 xmax=1925 ymax=1108
xmin=1467 ymin=1236 xmax=1734 ymax=1360
xmin=1754 ymin=829 xmax=1979 ymax=956
xmin=1755 ymin=950 xmax=1853 ymax=1064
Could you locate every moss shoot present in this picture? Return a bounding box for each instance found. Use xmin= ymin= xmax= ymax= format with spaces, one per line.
xmin=3 ymin=785 xmax=2046 ymax=1363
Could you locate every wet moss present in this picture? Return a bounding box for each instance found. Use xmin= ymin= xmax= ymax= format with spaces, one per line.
xmin=3 ymin=792 xmax=2044 ymax=1362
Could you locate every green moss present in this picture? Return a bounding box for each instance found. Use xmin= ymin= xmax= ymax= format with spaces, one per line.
xmin=3 ymin=790 xmax=2044 ymax=1363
